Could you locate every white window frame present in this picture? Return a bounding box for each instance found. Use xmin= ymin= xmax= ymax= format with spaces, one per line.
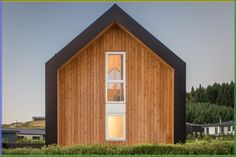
xmin=105 ymin=113 xmax=126 ymax=141
xmin=105 ymin=51 xmax=126 ymax=141
xmin=105 ymin=52 xmax=126 ymax=104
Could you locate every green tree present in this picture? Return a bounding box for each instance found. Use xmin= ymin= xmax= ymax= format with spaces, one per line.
xmin=187 ymin=82 xmax=234 ymax=107
xmin=186 ymin=102 xmax=233 ymax=124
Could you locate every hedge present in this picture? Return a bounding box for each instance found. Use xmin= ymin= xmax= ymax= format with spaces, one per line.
xmin=2 ymin=140 xmax=234 ymax=155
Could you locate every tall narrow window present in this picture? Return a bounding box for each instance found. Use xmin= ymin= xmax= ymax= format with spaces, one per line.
xmin=105 ymin=52 xmax=126 ymax=141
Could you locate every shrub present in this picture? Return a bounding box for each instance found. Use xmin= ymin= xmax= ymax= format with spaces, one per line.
xmin=201 ymin=135 xmax=212 ymax=142
xmin=186 ymin=134 xmax=234 ymax=142
xmin=17 ymin=137 xmax=45 ymax=144
xmin=2 ymin=140 xmax=234 ymax=155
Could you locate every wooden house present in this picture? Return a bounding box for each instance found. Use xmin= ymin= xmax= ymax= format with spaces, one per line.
xmin=46 ymin=4 xmax=186 ymax=146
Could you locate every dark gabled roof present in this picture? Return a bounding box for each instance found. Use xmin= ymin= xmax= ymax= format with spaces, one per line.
xmin=46 ymin=4 xmax=185 ymax=69
xmin=2 ymin=128 xmax=19 ymax=134
xmin=2 ymin=128 xmax=45 ymax=135
xmin=202 ymin=121 xmax=234 ymax=127
xmin=18 ymin=129 xmax=45 ymax=135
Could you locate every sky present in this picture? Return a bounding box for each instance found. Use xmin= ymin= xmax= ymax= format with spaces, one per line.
xmin=2 ymin=2 xmax=234 ymax=124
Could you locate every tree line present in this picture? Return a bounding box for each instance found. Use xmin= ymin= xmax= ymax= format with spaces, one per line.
xmin=186 ymin=81 xmax=234 ymax=108
xmin=186 ymin=102 xmax=233 ymax=124
xmin=186 ymin=81 xmax=234 ymax=124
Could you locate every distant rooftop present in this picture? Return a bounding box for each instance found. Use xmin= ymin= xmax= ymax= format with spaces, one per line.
xmin=186 ymin=122 xmax=204 ymax=127
xmin=32 ymin=116 xmax=45 ymax=121
xmin=2 ymin=128 xmax=19 ymax=134
xmin=201 ymin=120 xmax=234 ymax=127
xmin=18 ymin=129 xmax=45 ymax=135
xmin=2 ymin=128 xmax=45 ymax=135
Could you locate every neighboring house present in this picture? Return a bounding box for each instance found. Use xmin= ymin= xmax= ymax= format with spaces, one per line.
xmin=186 ymin=122 xmax=204 ymax=136
xmin=202 ymin=121 xmax=234 ymax=136
xmin=2 ymin=128 xmax=45 ymax=142
xmin=2 ymin=129 xmax=19 ymax=143
xmin=46 ymin=4 xmax=186 ymax=146
xmin=17 ymin=129 xmax=45 ymax=140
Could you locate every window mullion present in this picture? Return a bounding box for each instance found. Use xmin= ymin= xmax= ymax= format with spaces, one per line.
xmin=107 ymin=80 xmax=124 ymax=83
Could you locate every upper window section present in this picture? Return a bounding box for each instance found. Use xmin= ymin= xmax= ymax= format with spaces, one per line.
xmin=108 ymin=54 xmax=123 ymax=80
xmin=106 ymin=52 xmax=126 ymax=103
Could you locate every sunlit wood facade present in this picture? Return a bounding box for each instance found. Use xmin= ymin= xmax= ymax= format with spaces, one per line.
xmin=57 ymin=24 xmax=174 ymax=145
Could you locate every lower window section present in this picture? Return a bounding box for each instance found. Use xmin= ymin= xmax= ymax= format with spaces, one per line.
xmin=106 ymin=114 xmax=125 ymax=141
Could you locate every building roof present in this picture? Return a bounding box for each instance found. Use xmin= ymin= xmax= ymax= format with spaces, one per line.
xmin=2 ymin=128 xmax=19 ymax=134
xmin=46 ymin=4 xmax=186 ymax=145
xmin=186 ymin=122 xmax=204 ymax=134
xmin=18 ymin=129 xmax=45 ymax=135
xmin=201 ymin=121 xmax=234 ymax=127
xmin=32 ymin=116 xmax=45 ymax=121
xmin=2 ymin=128 xmax=45 ymax=135
xmin=186 ymin=122 xmax=204 ymax=127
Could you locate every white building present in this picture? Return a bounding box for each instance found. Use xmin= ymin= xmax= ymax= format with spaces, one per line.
xmin=202 ymin=121 xmax=234 ymax=135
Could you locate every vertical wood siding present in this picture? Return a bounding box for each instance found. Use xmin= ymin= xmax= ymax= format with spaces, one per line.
xmin=58 ymin=24 xmax=174 ymax=146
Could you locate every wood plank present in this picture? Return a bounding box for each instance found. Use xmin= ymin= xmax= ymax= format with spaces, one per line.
xmin=91 ymin=42 xmax=95 ymax=144
xmin=77 ymin=56 xmax=81 ymax=144
xmin=81 ymin=52 xmax=85 ymax=144
xmin=137 ymin=42 xmax=141 ymax=144
xmin=140 ymin=47 xmax=145 ymax=144
xmin=130 ymin=36 xmax=135 ymax=144
xmin=126 ymin=32 xmax=130 ymax=145
xmin=87 ymin=47 xmax=91 ymax=144
xmin=156 ymin=61 xmax=161 ymax=143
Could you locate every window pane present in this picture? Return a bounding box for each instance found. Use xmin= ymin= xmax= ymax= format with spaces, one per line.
xmin=107 ymin=115 xmax=124 ymax=138
xmin=108 ymin=54 xmax=123 ymax=80
xmin=107 ymin=83 xmax=124 ymax=101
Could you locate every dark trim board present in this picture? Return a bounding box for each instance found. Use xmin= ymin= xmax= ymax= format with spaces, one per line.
xmin=46 ymin=4 xmax=186 ymax=145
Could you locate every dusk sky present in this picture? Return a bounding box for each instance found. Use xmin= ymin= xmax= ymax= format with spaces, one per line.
xmin=2 ymin=2 xmax=234 ymax=124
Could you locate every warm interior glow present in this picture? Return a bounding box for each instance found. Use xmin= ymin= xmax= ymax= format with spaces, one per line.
xmin=107 ymin=115 xmax=124 ymax=138
xmin=108 ymin=54 xmax=123 ymax=80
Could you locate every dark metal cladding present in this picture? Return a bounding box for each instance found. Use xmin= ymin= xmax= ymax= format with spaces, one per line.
xmin=46 ymin=4 xmax=186 ymax=145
